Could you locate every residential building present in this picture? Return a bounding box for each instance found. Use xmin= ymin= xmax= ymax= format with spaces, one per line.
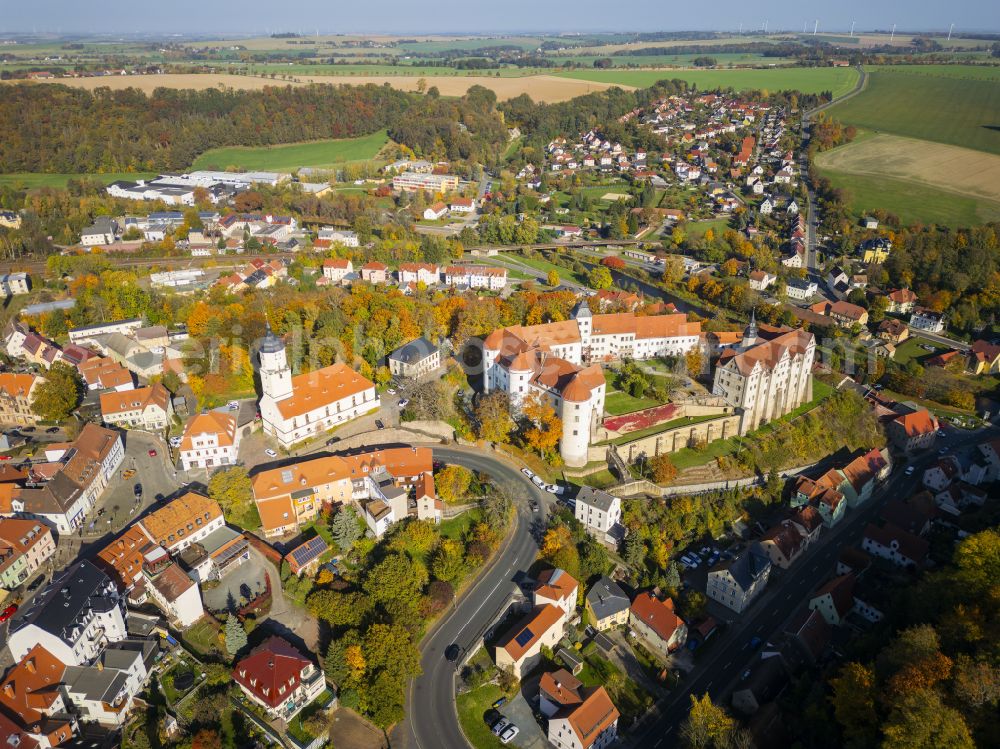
xmin=178 ymin=411 xmax=241 ymax=471
xmin=138 ymin=492 xmax=225 ymax=554
xmin=861 ymin=523 xmax=929 ymax=569
xmin=388 ymin=337 xmax=441 ymax=379
xmin=78 ymin=356 xmax=135 ymax=391
xmin=450 ymin=197 xmax=476 ymax=213
xmin=546 ymin=681 xmax=619 ymax=749
xmin=13 ymin=424 xmax=124 ymax=534
xmin=860 ymin=238 xmax=891 ymax=264
xmin=706 ymin=543 xmax=771 ymax=613
xmin=886 ymin=288 xmax=917 ymax=314
xmin=810 ymin=300 xmax=868 ymax=327
xmin=360 ymin=261 xmax=389 ymax=284
xmin=909 ymin=307 xmax=946 ymax=333
xmin=397 ymin=262 xmax=440 ymax=286
xmin=876 ymin=319 xmax=909 ymax=345
xmin=888 ymin=408 xmax=938 ymax=453
xmin=791 ymin=470 xmax=846 ymax=528
xmin=483 ymin=301 xmax=700 ymax=465
xmin=574 ymin=486 xmax=622 ymax=544
xmin=0 ymin=272 xmax=31 ymax=297
xmin=712 ymin=322 xmax=815 ymax=434
xmin=232 ymin=637 xmax=326 ymax=722
xmin=495 ymin=603 xmax=566 ymax=679
xmin=0 ymin=518 xmax=55 ymax=588
xmin=60 ymin=644 xmax=152 ymax=728
xmin=534 ymin=568 xmax=579 ymax=621
xmin=4 ymin=323 xmax=63 ymax=369
xmin=140 ymin=552 xmax=204 ymax=626
xmin=731 ymin=655 xmax=788 ymax=716
xmin=285 ymin=536 xmax=329 ymax=577
xmin=316 ymin=227 xmax=359 ymax=247
xmin=748 ymin=270 xmax=776 ymax=291
xmin=968 ymin=339 xmax=1000 ymax=375
xmin=585 ymin=576 xmax=630 ymax=631
xmin=423 ymin=201 xmax=448 ymax=220
xmin=68 ymin=319 xmax=144 ymax=344
xmin=7 ymin=560 xmax=127 ymax=666
xmin=808 ymin=573 xmax=858 ymax=626
xmin=80 ymin=217 xmax=117 ymax=246
xmin=783 ymin=608 xmax=831 ymax=664
xmin=758 ymin=520 xmax=806 ymax=569
xmin=258 ymin=325 xmax=379 ymax=449
xmin=442 ymin=265 xmax=507 ymax=291
xmin=322 ymin=258 xmax=353 ymax=285
xmin=837 ymin=447 xmax=890 ymax=507
xmin=0 ymin=372 xmax=44 ymax=427
xmin=784 ymin=279 xmax=817 ymax=300
xmin=0 ymin=645 xmax=77 ymax=747
xmin=628 ymin=591 xmax=687 ymax=658
xmin=100 ymin=384 xmax=172 ymax=431
xmin=251 ymin=447 xmax=433 ymax=537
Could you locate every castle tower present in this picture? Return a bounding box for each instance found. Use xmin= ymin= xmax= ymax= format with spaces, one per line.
xmin=259 ymin=323 xmax=293 ymax=401
xmin=573 ymin=298 xmax=593 ymax=345
xmin=741 ymin=309 xmax=759 ymax=349
xmin=560 ymin=376 xmax=593 ymax=467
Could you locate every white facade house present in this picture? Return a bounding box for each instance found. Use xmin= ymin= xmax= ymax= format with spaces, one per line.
xmin=61 ymin=645 xmax=151 ymax=728
xmin=322 ymin=258 xmax=354 ymax=284
xmin=398 ymin=263 xmax=439 ymax=285
xmin=574 ymin=486 xmax=622 ymax=543
xmin=483 ymin=301 xmax=700 ymax=466
xmin=388 ymin=337 xmax=441 ymax=379
xmin=99 ymin=383 xmax=173 ymax=432
xmin=711 ymin=321 xmax=815 ymax=434
xmin=7 ymin=560 xmax=128 ymax=666
xmin=785 ymin=279 xmax=817 ymax=300
xmin=909 ymin=307 xmax=946 ymax=333
xmin=706 ymin=543 xmax=771 ymax=614
xmin=68 ymin=318 xmax=144 ymax=344
xmin=179 ymin=411 xmax=242 ymax=471
xmin=257 ymin=326 xmax=380 ymax=448
xmin=443 ymin=265 xmax=507 ymax=290
xmin=317 ymin=227 xmax=359 ymax=247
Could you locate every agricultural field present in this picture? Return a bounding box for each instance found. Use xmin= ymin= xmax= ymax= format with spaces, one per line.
xmin=815 ymin=132 xmax=1000 ymax=225
xmin=828 ymin=66 xmax=1000 ymax=154
xmin=13 ymin=71 xmax=624 ymax=102
xmin=558 ymin=66 xmax=860 ymax=97
xmin=191 ymin=130 xmax=390 ymax=171
xmin=550 ymin=53 xmax=797 ymax=68
xmin=0 ymin=171 xmax=156 ymax=188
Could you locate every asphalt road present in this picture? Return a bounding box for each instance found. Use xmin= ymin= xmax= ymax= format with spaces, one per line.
xmin=407 ymin=445 xmax=550 ymax=749
xmin=629 ymin=424 xmax=997 ymax=748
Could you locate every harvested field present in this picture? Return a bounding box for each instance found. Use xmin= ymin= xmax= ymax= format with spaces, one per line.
xmin=601 ymin=192 xmax=631 ymax=201
xmin=7 ymin=72 xmax=627 ymax=102
xmin=816 ymin=133 xmax=1000 ymax=204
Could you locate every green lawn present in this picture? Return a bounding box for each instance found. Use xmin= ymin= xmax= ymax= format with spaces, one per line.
xmin=829 ymin=67 xmax=1000 ymax=155
xmin=456 ymin=684 xmax=506 ymax=749
xmin=813 ymin=165 xmax=1000 ymax=226
xmin=568 ymin=468 xmax=620 ymax=490
xmin=440 ymin=508 xmax=483 ymax=541
xmin=577 ymin=644 xmax=652 ymax=726
xmin=0 ymin=171 xmax=156 ymax=188
xmin=557 ymin=66 xmax=860 ymax=97
xmin=604 ymin=390 xmax=662 ymax=415
xmin=891 ymin=336 xmax=948 ymax=366
xmin=181 ymin=618 xmax=224 ymax=660
xmin=191 ymin=130 xmax=389 ymax=172
xmin=286 ymin=688 xmax=335 ymax=744
xmin=508 ymin=253 xmax=588 ymax=286
xmin=687 ymin=217 xmax=732 ymax=241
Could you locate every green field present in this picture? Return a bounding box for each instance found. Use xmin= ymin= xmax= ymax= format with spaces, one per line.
xmin=828 ymin=66 xmax=1000 ymax=155
xmin=552 ymin=53 xmax=798 ymax=68
xmin=191 ymin=130 xmax=390 ymax=171
xmin=814 ymin=166 xmax=1000 ymax=226
xmin=559 ymin=66 xmax=860 ymax=97
xmin=0 ymin=171 xmax=156 ymax=188
xmin=604 ymin=390 xmax=662 ymax=415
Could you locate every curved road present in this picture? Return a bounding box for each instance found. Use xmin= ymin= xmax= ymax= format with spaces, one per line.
xmin=407 ymin=445 xmax=550 ymax=749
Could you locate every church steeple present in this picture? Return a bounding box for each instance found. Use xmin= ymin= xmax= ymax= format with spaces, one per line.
xmin=259 ymin=322 xmax=293 ymax=401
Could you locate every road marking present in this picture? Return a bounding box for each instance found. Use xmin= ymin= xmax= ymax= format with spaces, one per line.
xmin=724 ymin=661 xmax=731 ymax=669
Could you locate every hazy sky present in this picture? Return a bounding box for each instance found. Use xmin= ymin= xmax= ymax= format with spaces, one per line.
xmin=3 ymin=0 xmax=998 ymax=35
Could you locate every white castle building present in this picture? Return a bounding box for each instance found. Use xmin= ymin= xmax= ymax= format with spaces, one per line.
xmin=482 ymin=301 xmax=701 ymax=466
xmin=258 ymin=325 xmax=380 ymax=448
xmin=711 ymin=315 xmax=816 ymax=433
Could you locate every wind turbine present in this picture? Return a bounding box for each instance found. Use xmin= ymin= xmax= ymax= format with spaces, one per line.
xmin=948 ymin=23 xmax=955 ymax=40
xmin=813 ymin=20 xmax=818 ymax=36
xmin=890 ymin=24 xmax=896 ymax=42
xmin=850 ymin=21 xmax=856 ymax=37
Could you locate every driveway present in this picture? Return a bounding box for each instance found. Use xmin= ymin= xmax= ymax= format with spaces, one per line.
xmin=201 ymin=554 xmax=268 ymax=613
xmin=499 ymin=682 xmax=546 ymax=749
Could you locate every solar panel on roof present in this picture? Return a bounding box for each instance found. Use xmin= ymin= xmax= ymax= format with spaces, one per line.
xmin=514 ymin=628 xmax=534 ymax=648
xmin=290 ymin=536 xmax=328 ymax=567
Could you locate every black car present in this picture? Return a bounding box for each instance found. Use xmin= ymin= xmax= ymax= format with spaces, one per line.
xmin=375 ymin=420 xmax=385 ymax=429
xmin=27 ymin=575 xmax=45 ymax=592
xmin=325 ymin=437 xmax=340 ymax=446
xmin=45 ymin=427 xmax=60 ymax=434
xmin=133 ymin=483 xmax=143 ymax=499
xmin=445 ymin=644 xmax=461 ymax=662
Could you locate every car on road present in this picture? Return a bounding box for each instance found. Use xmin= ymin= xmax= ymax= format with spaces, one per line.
xmin=544 ymin=483 xmax=565 ymax=495
xmin=398 ymin=399 xmax=409 ymax=408
xmin=326 ymin=437 xmax=340 ymax=446
xmin=741 ymin=668 xmax=751 ymax=681
xmin=520 ymin=468 xmax=535 ymax=479
xmin=387 ymin=388 xmax=396 ymax=395
xmin=499 ymin=725 xmax=519 ymax=744
xmin=936 ymin=430 xmax=946 ymax=438
xmin=445 ymin=644 xmax=461 ymax=662
xmin=905 ymin=466 xmax=915 ymax=476
xmin=147 ymin=449 xmax=157 ymax=457
xmin=375 ymin=420 xmax=385 ymax=429
xmin=531 ymin=475 xmax=546 ymax=489
xmin=748 ymin=636 xmax=763 ymax=649
xmin=122 ymin=468 xmax=136 ymax=479
xmin=45 ymin=427 xmax=60 ymax=433
xmin=530 ymin=500 xmax=540 ymax=512
xmin=491 ymin=697 xmax=507 ymax=710
xmin=0 ymin=455 xmax=10 ymax=461
xmin=0 ymin=604 xmax=17 ymax=622
xmin=228 ymin=400 xmax=239 ymax=410
xmin=938 ymin=447 xmax=949 ymax=455
xmin=264 ymin=449 xmax=278 ymax=458
xmin=133 ymin=484 xmax=143 ymax=499
xmin=21 ymin=427 xmax=34 ymax=433
xmin=27 ymin=576 xmax=45 ymax=592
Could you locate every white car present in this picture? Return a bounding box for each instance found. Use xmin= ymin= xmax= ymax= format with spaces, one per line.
xmin=398 ymin=399 xmax=410 ymax=408
xmin=227 ymin=400 xmax=239 ymax=410
xmin=499 ymin=725 xmax=519 ymax=744
xmin=168 ymin=436 xmax=182 ymax=448
xmin=904 ymin=466 xmax=915 ymax=475
xmin=521 ymin=468 xmax=535 ymax=479
xmin=265 ymin=449 xmax=278 ymax=458
xmin=545 ymin=483 xmax=566 ymax=495
xmin=387 ymin=388 xmax=397 ymax=395
xmin=531 ymin=476 xmax=546 ymax=489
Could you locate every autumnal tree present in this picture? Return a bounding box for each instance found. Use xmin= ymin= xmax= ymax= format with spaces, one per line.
xmin=829 ymin=662 xmax=879 ymax=748
xmin=588 ymin=265 xmax=613 ymax=290
xmin=191 ymin=729 xmax=221 ymax=749
xmin=539 ymin=524 xmax=581 ymax=581
xmin=475 ymin=391 xmax=516 ymax=444
xmin=363 ymin=552 xmax=429 ymax=611
xmin=30 ymin=362 xmax=83 ymax=421
xmin=307 ymin=589 xmax=371 ymax=630
xmin=521 ymin=391 xmax=563 ymax=458
xmin=547 ymin=269 xmax=560 ymax=287
xmin=685 ymin=347 xmax=704 ymax=377
xmin=208 ymin=466 xmax=253 ymax=518
xmin=680 ymin=693 xmax=735 ymax=749
xmin=431 ymin=538 xmax=468 ymax=583
xmin=435 ymin=465 xmax=473 ymax=504
xmin=650 ymin=453 xmax=679 ymax=485
xmin=881 ymin=689 xmax=974 ymax=749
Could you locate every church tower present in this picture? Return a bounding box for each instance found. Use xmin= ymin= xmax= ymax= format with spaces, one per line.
xmin=573 ymin=298 xmax=593 ymax=343
xmin=259 ymin=323 xmax=293 ymax=401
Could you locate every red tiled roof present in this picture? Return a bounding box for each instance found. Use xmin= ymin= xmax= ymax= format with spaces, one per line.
xmin=232 ymin=637 xmax=313 ymax=709
xmin=629 ymin=591 xmax=684 ymax=643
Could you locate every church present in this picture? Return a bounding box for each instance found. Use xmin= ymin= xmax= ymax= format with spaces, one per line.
xmin=258 ymin=325 xmax=380 ymax=448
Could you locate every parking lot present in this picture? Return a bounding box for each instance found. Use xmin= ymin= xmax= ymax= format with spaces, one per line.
xmin=201 ymin=554 xmax=268 ymax=613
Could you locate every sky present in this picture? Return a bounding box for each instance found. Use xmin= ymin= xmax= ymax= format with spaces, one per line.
xmin=2 ymin=0 xmax=998 ymax=35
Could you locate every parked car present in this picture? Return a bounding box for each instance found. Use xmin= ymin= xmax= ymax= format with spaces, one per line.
xmin=0 ymin=456 xmax=10 ymax=462
xmin=445 ymin=644 xmax=460 ymax=662
xmin=491 ymin=697 xmax=507 ymax=710
xmin=133 ymin=484 xmax=143 ymax=499
xmin=520 ymin=468 xmax=535 ymax=479
xmin=545 ymin=483 xmax=565 ymax=495
xmin=45 ymin=427 xmax=60 ymax=434
xmin=904 ymin=466 xmax=915 ymax=476
xmin=491 ymin=719 xmax=509 ymax=737
xmin=531 ymin=476 xmax=546 ymax=489
xmin=264 ymin=449 xmax=278 ymax=458
xmin=27 ymin=575 xmax=45 ymax=592
xmin=748 ymin=636 xmax=763 ymax=649
xmin=168 ymin=436 xmax=182 ymax=448
xmin=398 ymin=399 xmax=409 ymax=408
xmin=0 ymin=604 xmax=18 ymax=622
xmin=227 ymin=400 xmax=239 ymax=410
xmin=147 ymin=449 xmax=157 ymax=457
xmin=387 ymin=388 xmax=397 ymax=395
xmin=500 ymin=725 xmax=519 ymax=744
xmin=326 ymin=437 xmax=340 ymax=446
xmin=21 ymin=427 xmax=34 ymax=433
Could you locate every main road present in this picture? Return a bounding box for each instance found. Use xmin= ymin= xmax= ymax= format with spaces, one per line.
xmin=407 ymin=445 xmax=550 ymax=749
